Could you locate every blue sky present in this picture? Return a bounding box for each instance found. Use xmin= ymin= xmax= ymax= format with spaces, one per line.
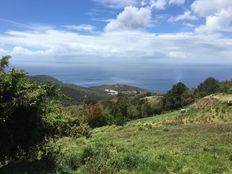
xmin=0 ymin=0 xmax=198 ymax=33
xmin=0 ymin=0 xmax=232 ymax=65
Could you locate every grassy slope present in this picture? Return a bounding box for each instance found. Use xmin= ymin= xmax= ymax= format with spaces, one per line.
xmin=2 ymin=95 xmax=232 ymax=174
xmin=89 ymin=110 xmax=232 ymax=173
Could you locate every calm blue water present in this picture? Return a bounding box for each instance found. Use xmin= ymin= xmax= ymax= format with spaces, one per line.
xmin=12 ymin=62 xmax=232 ymax=92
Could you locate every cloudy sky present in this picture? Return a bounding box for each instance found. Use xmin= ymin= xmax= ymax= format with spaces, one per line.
xmin=0 ymin=0 xmax=232 ymax=65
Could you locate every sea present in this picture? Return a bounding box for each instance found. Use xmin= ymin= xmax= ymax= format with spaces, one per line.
xmin=11 ymin=62 xmax=232 ymax=92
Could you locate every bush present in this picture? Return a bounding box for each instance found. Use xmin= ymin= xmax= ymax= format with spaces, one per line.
xmin=195 ymin=77 xmax=220 ymax=97
xmin=122 ymin=151 xmax=146 ymax=170
xmin=0 ymin=56 xmax=87 ymax=163
xmin=83 ymin=103 xmax=108 ymax=128
xmin=0 ymin=56 xmax=59 ymax=161
xmin=162 ymin=82 xmax=191 ymax=110
xmin=44 ymin=141 xmax=150 ymax=174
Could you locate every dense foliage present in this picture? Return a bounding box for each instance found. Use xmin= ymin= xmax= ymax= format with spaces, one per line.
xmin=0 ymin=56 xmax=88 ymax=164
xmin=195 ymin=77 xmax=220 ymax=97
xmin=0 ymin=56 xmax=57 ymax=161
xmin=162 ymin=82 xmax=194 ymax=111
xmin=83 ymin=103 xmax=108 ymax=128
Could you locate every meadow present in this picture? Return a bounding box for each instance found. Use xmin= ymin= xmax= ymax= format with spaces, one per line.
xmin=2 ymin=100 xmax=232 ymax=174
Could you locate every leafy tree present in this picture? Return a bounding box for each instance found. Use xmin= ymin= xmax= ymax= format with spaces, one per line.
xmin=83 ymin=103 xmax=107 ymax=128
xmin=140 ymin=102 xmax=152 ymax=118
xmin=218 ymin=80 xmax=232 ymax=94
xmin=195 ymin=77 xmax=220 ymax=97
xmin=109 ymin=94 xmax=129 ymax=125
xmin=127 ymin=105 xmax=140 ymax=119
xmin=0 ymin=55 xmax=10 ymax=73
xmin=181 ymin=89 xmax=194 ymax=106
xmin=0 ymin=56 xmax=58 ymax=162
xmin=162 ymin=82 xmax=188 ymax=110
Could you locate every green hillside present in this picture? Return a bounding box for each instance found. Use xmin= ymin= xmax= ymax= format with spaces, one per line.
xmin=2 ymin=95 xmax=232 ymax=174
xmin=29 ymin=75 xmax=148 ymax=104
xmin=2 ymin=56 xmax=232 ymax=174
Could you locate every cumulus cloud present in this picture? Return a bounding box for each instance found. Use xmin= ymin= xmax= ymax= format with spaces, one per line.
xmin=191 ymin=0 xmax=232 ymax=17
xmin=150 ymin=0 xmax=167 ymax=9
xmin=192 ymin=0 xmax=232 ymax=33
xmin=63 ymin=24 xmax=96 ymax=32
xmin=196 ymin=9 xmax=232 ymax=33
xmin=104 ymin=7 xmax=152 ymax=32
xmin=169 ymin=10 xmax=197 ymax=22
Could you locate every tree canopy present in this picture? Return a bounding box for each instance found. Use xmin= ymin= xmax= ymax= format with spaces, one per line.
xmin=196 ymin=77 xmax=220 ymax=97
xmin=0 ymin=56 xmax=58 ymax=161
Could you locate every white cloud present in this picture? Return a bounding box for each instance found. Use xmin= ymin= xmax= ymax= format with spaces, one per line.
xmin=104 ymin=7 xmax=152 ymax=32
xmin=196 ymin=9 xmax=232 ymax=33
xmin=169 ymin=10 xmax=197 ymax=22
xmin=183 ymin=23 xmax=195 ymax=28
xmin=93 ymin=0 xmax=185 ymax=9
xmin=150 ymin=0 xmax=167 ymax=9
xmin=191 ymin=0 xmax=232 ymax=17
xmin=149 ymin=0 xmax=185 ymax=9
xmin=11 ymin=46 xmax=56 ymax=56
xmin=93 ymin=0 xmax=137 ymax=9
xmin=191 ymin=0 xmax=232 ymax=33
xmin=0 ymin=48 xmax=8 ymax=55
xmin=169 ymin=0 xmax=185 ymax=5
xmin=63 ymin=24 xmax=96 ymax=32
xmin=1 ymin=27 xmax=232 ymax=63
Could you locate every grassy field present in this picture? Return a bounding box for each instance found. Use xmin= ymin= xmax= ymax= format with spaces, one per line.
xmin=2 ymin=100 xmax=232 ymax=174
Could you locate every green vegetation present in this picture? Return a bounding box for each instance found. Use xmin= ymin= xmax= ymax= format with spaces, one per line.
xmin=162 ymin=82 xmax=194 ymax=111
xmin=1 ymin=55 xmax=232 ymax=173
xmin=195 ymin=77 xmax=220 ymax=97
xmin=2 ymin=103 xmax=232 ymax=173
xmin=30 ymin=75 xmax=147 ymax=105
xmin=0 ymin=56 xmax=90 ymax=166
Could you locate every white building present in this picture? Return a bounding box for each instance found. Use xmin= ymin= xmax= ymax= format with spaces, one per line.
xmin=105 ymin=89 xmax=118 ymax=95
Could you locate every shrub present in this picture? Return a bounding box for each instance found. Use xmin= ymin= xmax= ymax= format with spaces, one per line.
xmin=0 ymin=56 xmax=59 ymax=161
xmin=195 ymin=77 xmax=220 ymax=97
xmin=0 ymin=56 xmax=87 ymax=163
xmin=83 ymin=103 xmax=108 ymax=128
xmin=122 ymin=151 xmax=146 ymax=170
xmin=162 ymin=82 xmax=190 ymax=110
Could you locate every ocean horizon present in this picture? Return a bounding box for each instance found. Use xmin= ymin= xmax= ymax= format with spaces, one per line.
xmin=12 ymin=62 xmax=232 ymax=92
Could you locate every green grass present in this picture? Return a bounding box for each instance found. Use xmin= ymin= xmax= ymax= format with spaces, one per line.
xmin=126 ymin=111 xmax=178 ymax=126
xmin=2 ymin=104 xmax=232 ymax=174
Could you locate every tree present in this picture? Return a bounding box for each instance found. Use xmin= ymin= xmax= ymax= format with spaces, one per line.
xmin=83 ymin=103 xmax=107 ymax=128
xmin=162 ymin=82 xmax=188 ymax=110
xmin=109 ymin=94 xmax=129 ymax=125
xmin=127 ymin=105 xmax=140 ymax=119
xmin=181 ymin=89 xmax=194 ymax=106
xmin=195 ymin=77 xmax=220 ymax=97
xmin=0 ymin=56 xmax=58 ymax=162
xmin=0 ymin=55 xmax=10 ymax=73
xmin=140 ymin=103 xmax=152 ymax=118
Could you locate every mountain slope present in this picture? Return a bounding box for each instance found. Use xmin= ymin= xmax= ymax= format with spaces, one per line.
xmin=29 ymin=75 xmax=148 ymax=103
xmin=2 ymin=100 xmax=232 ymax=173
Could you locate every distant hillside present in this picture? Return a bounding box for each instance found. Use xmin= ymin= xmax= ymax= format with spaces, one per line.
xmin=29 ymin=75 xmax=63 ymax=84
xmin=29 ymin=75 xmax=148 ymax=104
